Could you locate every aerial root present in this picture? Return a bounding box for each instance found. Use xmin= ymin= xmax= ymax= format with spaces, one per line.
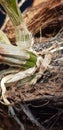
xmin=0 ymin=74 xmax=25 ymax=130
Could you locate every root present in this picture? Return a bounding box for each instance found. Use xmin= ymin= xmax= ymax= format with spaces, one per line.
xmin=0 ymin=75 xmax=25 ymax=130
xmin=20 ymin=103 xmax=45 ymax=130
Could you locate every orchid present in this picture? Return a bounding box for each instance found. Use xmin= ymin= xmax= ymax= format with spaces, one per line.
xmin=0 ymin=0 xmax=63 ymax=130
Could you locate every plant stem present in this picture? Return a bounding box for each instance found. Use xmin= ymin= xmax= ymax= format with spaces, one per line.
xmin=0 ymin=0 xmax=33 ymax=49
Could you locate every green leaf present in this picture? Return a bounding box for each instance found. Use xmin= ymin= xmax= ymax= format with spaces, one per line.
xmin=0 ymin=30 xmax=11 ymax=44
xmin=5 ymin=0 xmax=19 ymax=16
xmin=23 ymin=51 xmax=37 ymax=68
xmin=0 ymin=0 xmax=22 ymax=25
xmin=0 ymin=0 xmax=33 ymax=49
xmin=0 ymin=0 xmax=34 ymax=65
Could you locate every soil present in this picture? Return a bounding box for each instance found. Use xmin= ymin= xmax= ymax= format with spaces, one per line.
xmin=0 ymin=0 xmax=63 ymax=129
xmin=0 ymin=34 xmax=63 ymax=130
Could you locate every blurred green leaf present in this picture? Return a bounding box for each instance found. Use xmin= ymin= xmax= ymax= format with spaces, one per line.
xmin=0 ymin=30 xmax=11 ymax=44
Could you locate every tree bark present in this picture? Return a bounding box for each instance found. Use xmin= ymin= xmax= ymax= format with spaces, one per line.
xmin=2 ymin=0 xmax=63 ymax=42
xmin=24 ymin=0 xmax=63 ymax=34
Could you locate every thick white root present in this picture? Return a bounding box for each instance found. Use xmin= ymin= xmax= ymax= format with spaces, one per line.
xmin=0 ymin=74 xmax=25 ymax=130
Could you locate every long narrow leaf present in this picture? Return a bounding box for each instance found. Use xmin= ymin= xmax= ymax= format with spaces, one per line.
xmin=0 ymin=42 xmax=37 ymax=68
xmin=0 ymin=30 xmax=11 ymax=44
xmin=0 ymin=0 xmax=33 ymax=49
xmin=0 ymin=0 xmax=23 ymax=25
xmin=0 ymin=42 xmax=29 ymax=60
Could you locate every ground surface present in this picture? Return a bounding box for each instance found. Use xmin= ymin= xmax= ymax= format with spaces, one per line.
xmin=0 ymin=34 xmax=63 ymax=130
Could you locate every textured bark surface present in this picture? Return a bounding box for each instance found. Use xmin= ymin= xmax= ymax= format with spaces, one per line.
xmin=32 ymin=0 xmax=47 ymax=6
xmin=24 ymin=0 xmax=63 ymax=34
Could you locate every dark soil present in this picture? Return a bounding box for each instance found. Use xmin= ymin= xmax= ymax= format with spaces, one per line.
xmin=0 ymin=33 xmax=63 ymax=130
